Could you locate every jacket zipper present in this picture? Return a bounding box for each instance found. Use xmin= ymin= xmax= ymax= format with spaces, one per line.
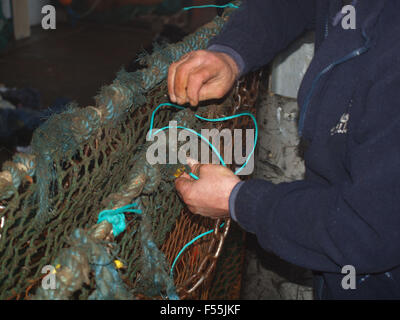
xmin=324 ymin=14 xmax=329 ymax=39
xmin=298 ymin=34 xmax=371 ymax=136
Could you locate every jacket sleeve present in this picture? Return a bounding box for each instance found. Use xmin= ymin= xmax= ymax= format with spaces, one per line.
xmin=208 ymin=0 xmax=316 ymax=76
xmin=230 ymin=71 xmax=400 ymax=275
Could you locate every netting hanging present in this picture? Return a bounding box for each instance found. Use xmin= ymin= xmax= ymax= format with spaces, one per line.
xmin=0 ymin=1 xmax=262 ymax=300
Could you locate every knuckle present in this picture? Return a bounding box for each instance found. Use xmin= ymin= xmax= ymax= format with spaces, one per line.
xmin=192 ymin=50 xmax=210 ymax=63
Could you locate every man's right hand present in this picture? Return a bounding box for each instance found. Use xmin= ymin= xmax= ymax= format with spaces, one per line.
xmin=168 ymin=50 xmax=239 ymax=107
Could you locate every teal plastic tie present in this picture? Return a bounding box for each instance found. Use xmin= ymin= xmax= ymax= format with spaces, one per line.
xmin=97 ymin=203 xmax=142 ymax=237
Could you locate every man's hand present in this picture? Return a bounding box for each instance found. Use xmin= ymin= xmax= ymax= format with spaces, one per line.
xmin=175 ymin=163 xmax=241 ymax=219
xmin=168 ymin=50 xmax=239 ymax=107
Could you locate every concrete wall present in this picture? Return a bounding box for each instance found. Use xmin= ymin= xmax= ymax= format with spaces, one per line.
xmin=270 ymin=32 xmax=314 ymax=99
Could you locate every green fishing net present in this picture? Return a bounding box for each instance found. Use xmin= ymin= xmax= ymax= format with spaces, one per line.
xmin=0 ymin=2 xmax=252 ymax=300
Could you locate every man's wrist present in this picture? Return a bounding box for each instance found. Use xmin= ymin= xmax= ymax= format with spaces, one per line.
xmin=207 ymin=44 xmax=245 ymax=78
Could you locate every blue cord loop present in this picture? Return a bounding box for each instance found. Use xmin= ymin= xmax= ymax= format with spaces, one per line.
xmin=148 ymin=103 xmax=184 ymax=139
xmin=148 ymin=103 xmax=258 ymax=176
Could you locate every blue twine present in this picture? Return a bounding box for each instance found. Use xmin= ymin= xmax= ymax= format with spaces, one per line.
xmin=183 ymin=3 xmax=239 ymax=11
xmin=170 ymin=223 xmax=225 ymax=277
xmin=189 ymin=172 xmax=199 ymax=180
xmin=148 ymin=102 xmax=184 ymax=139
xmin=97 ymin=203 xmax=142 ymax=237
xmin=148 ymin=103 xmax=258 ymax=176
xmin=148 ymin=102 xmax=257 ymax=277
xmin=153 ymin=125 xmax=227 ymax=169
xmin=194 ymin=112 xmax=258 ymax=175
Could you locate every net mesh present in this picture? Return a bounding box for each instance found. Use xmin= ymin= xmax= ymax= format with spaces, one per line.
xmin=0 ymin=1 xmax=261 ymax=299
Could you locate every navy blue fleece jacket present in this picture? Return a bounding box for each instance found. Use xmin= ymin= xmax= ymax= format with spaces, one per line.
xmin=208 ymin=0 xmax=400 ymax=299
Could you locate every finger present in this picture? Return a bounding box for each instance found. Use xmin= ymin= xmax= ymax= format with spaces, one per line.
xmin=174 ymin=63 xmax=191 ymax=105
xmin=186 ymin=67 xmax=216 ymax=106
xmin=168 ymin=53 xmax=191 ymax=103
xmin=168 ymin=62 xmax=177 ymax=102
xmin=175 ymin=57 xmax=203 ymax=105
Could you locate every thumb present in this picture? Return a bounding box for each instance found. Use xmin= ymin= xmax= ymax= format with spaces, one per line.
xmin=186 ymin=157 xmax=201 ymax=178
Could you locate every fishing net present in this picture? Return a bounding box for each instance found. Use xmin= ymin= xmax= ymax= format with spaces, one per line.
xmin=0 ymin=1 xmax=261 ymax=300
